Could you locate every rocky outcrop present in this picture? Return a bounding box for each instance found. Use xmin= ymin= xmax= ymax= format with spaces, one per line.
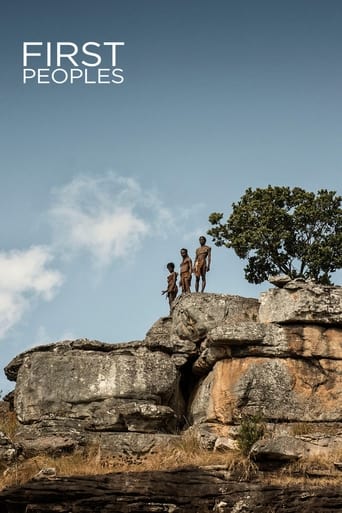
xmin=4 ymin=340 xmax=183 ymax=457
xmin=15 ymin=344 xmax=180 ymax=426
xmin=0 ymin=467 xmax=342 ymax=513
xmin=259 ymin=280 xmax=342 ymax=324
xmin=1 ymin=284 xmax=342 ymax=464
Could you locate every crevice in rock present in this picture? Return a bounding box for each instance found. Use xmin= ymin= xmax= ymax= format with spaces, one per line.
xmin=178 ymin=356 xmax=201 ymax=429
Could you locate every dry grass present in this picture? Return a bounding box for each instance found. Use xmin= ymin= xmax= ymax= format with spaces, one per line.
xmin=266 ymin=474 xmax=342 ymax=487
xmin=1 ymin=429 xmax=341 ymax=490
xmin=291 ymin=423 xmax=339 ymax=437
xmin=0 ymin=411 xmax=18 ymax=441
xmin=0 ymin=430 xmax=256 ymax=490
xmin=284 ymin=451 xmax=342 ymax=478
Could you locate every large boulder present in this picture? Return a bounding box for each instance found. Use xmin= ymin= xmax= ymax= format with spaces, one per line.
xmin=15 ymin=345 xmax=180 ymax=424
xmin=190 ymin=357 xmax=342 ymax=424
xmin=259 ymin=281 xmax=342 ymax=325
xmin=170 ymin=293 xmax=259 ymax=352
xmin=193 ymin=323 xmax=342 ymax=374
xmin=6 ymin=339 xmax=185 ymax=457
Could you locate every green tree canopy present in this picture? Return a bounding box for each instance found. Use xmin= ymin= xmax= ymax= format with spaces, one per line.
xmin=208 ymin=186 xmax=342 ymax=285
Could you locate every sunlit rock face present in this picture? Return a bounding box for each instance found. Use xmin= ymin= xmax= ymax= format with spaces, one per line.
xmin=2 ymin=281 xmax=342 ymax=462
xmin=259 ymin=280 xmax=342 ymax=325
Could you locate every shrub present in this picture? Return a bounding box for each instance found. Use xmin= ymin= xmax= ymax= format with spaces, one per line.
xmin=236 ymin=413 xmax=265 ymax=456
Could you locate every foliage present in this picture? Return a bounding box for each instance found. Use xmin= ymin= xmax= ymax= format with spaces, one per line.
xmin=236 ymin=413 xmax=265 ymax=456
xmin=208 ymin=186 xmax=342 ymax=284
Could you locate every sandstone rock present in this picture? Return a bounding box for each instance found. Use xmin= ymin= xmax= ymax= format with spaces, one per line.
xmin=236 ymin=324 xmax=342 ymax=359
xmin=264 ymin=424 xmax=342 ymax=461
xmin=85 ymin=432 xmax=179 ymax=457
xmin=145 ymin=317 xmax=173 ymax=352
xmin=0 ymin=432 xmax=17 ymax=467
xmin=85 ymin=402 xmax=178 ymax=433
xmin=15 ymin=422 xmax=178 ymax=458
xmin=192 ymin=346 xmax=232 ymax=375
xmin=1 ymin=468 xmax=341 ymax=513
xmin=268 ymin=274 xmax=292 ymax=287
xmin=280 ymin=325 xmax=342 ymax=359
xmin=193 ymin=322 xmax=266 ymax=373
xmin=259 ymin=282 xmax=342 ymax=325
xmin=190 ymin=358 xmax=342 ymax=424
xmin=4 ymin=338 xmax=142 ymax=382
xmin=251 ymin=324 xmax=342 ymax=359
xmin=5 ymin=338 xmax=188 ymax=458
xmin=9 ymin=340 xmax=185 ymax=459
xmin=33 ymin=467 xmax=57 ymax=480
xmin=207 ymin=322 xmax=266 ymax=346
xmin=189 ymin=422 xmax=240 ymax=451
xmin=214 ymin=436 xmax=238 ymax=452
xmin=14 ymin=420 xmax=85 ymax=457
xmin=3 ymin=287 xmax=342 ymax=465
xmin=250 ymin=436 xmax=308 ymax=462
xmin=170 ymin=294 xmax=259 ymax=352
xmin=193 ymin=323 xmax=342 ymax=374
xmin=15 ymin=346 xmax=180 ymax=425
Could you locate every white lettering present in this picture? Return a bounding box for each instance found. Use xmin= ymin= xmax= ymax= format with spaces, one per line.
xmin=23 ymin=68 xmax=36 ymax=83
xmin=51 ymin=68 xmax=68 ymax=84
xmin=70 ymin=68 xmax=83 ymax=83
xmin=46 ymin=42 xmax=52 ymax=67
xmin=98 ymin=68 xmax=111 ymax=84
xmin=57 ymin=42 xmax=78 ymax=67
xmin=111 ymin=68 xmax=124 ymax=84
xmin=103 ymin=42 xmax=125 ymax=66
xmin=37 ymin=68 xmax=50 ymax=84
xmin=23 ymin=42 xmax=42 ymax=66
xmin=82 ymin=42 xmax=101 ymax=67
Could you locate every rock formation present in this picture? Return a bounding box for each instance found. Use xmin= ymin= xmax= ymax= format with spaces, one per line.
xmin=0 ymin=467 xmax=341 ymax=513
xmin=0 ymin=280 xmax=341 ymax=511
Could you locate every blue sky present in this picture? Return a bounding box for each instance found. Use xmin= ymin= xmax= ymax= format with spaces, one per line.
xmin=0 ymin=0 xmax=341 ymax=393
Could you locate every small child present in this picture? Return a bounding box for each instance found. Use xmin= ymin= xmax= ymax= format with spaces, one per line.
xmin=162 ymin=262 xmax=178 ymax=311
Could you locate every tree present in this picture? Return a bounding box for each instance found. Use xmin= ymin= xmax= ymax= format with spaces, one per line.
xmin=208 ymin=186 xmax=342 ymax=285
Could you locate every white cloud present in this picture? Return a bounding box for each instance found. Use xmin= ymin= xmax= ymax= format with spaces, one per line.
xmin=49 ymin=173 xmax=176 ymax=265
xmin=0 ymin=246 xmax=63 ymax=339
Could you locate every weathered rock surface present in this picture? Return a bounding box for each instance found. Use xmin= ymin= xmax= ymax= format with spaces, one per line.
xmin=259 ymin=281 xmax=342 ymax=325
xmin=0 ymin=433 xmax=16 ymax=468
xmin=190 ymin=357 xmax=342 ymax=424
xmin=15 ymin=346 xmax=180 ymax=423
xmin=251 ymin=436 xmax=308 ymax=462
xmin=0 ymin=468 xmax=341 ymax=513
xmin=5 ymin=340 xmax=185 ymax=457
xmin=1 ymin=282 xmax=342 ymax=468
xmin=14 ymin=424 xmax=177 ymax=458
xmin=170 ymin=293 xmax=259 ymax=352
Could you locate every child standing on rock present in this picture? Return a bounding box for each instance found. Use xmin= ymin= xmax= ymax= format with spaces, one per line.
xmin=162 ymin=262 xmax=178 ymax=311
xmin=179 ymin=248 xmax=192 ymax=294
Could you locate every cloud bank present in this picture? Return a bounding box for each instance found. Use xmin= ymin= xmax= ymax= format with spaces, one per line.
xmin=49 ymin=174 xmax=174 ymax=265
xmin=0 ymin=173 xmax=203 ymax=340
xmin=0 ymin=246 xmax=63 ymax=339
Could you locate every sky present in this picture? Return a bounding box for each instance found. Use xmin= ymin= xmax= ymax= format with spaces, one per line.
xmin=0 ymin=0 xmax=341 ymax=394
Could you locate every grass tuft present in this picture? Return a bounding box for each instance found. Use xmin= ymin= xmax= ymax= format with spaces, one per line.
xmin=0 ymin=411 xmax=18 ymax=441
